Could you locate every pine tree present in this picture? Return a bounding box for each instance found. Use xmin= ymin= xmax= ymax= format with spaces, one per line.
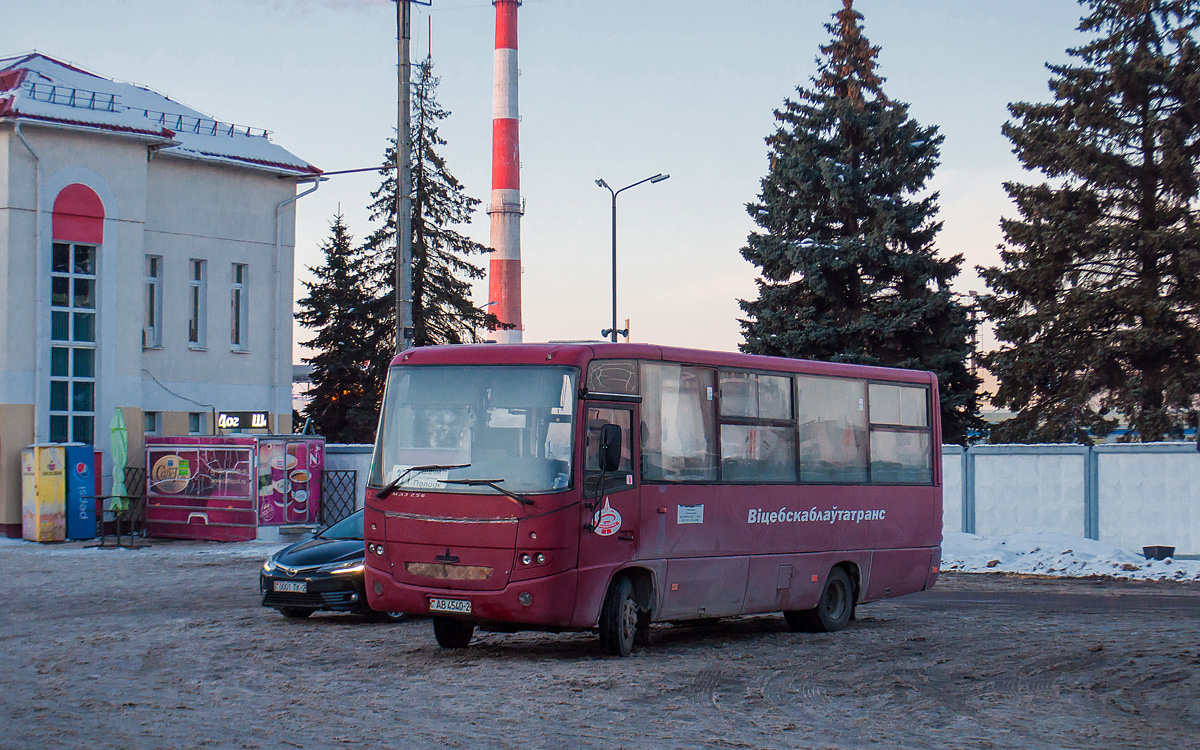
xmin=296 ymin=213 xmax=382 ymax=443
xmin=361 ymin=57 xmax=499 ymax=381
xmin=739 ymin=0 xmax=981 ymax=444
xmin=979 ymin=0 xmax=1200 ymax=443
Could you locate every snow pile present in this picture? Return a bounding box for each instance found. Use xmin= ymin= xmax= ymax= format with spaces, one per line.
xmin=941 ymin=531 xmax=1200 ymax=582
xmin=5 ymin=531 xmax=1200 ymax=582
xmin=0 ymin=534 xmax=285 ymax=562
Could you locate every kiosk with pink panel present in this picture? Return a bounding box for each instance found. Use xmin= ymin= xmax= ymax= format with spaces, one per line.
xmin=145 ymin=436 xmax=325 ymax=542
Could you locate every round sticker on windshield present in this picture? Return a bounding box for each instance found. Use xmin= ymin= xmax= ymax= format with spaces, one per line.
xmin=593 ymin=498 xmax=622 ymax=536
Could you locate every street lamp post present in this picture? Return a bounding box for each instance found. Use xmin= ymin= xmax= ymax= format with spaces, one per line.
xmin=594 ymin=173 xmax=669 ymax=343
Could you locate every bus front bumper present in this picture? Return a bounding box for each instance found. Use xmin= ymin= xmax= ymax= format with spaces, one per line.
xmin=365 ymin=566 xmax=581 ymax=628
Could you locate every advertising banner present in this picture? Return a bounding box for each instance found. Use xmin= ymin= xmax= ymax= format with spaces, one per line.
xmin=256 ymin=438 xmax=324 ymax=526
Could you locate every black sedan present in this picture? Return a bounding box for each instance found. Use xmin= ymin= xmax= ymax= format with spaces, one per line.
xmin=260 ymin=509 xmax=407 ymax=621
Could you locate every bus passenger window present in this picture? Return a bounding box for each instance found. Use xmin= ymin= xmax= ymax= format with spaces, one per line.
xmin=868 ymin=383 xmax=932 ymax=483
xmin=640 ymin=363 xmax=718 ymax=482
xmin=720 ymin=424 xmax=797 ymax=482
xmin=796 ymin=376 xmax=868 ymax=483
xmin=585 ymin=407 xmax=634 ymax=494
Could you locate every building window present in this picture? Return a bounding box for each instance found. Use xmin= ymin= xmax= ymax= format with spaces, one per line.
xmin=144 ymin=255 xmax=162 ymax=348
xmin=188 ymin=259 xmax=207 ymax=348
xmin=189 ymin=412 xmax=204 ymax=435
xmin=144 ymin=411 xmax=161 ymax=435
xmin=231 ymin=263 xmax=247 ymax=350
xmin=49 ymin=242 xmax=97 ymax=444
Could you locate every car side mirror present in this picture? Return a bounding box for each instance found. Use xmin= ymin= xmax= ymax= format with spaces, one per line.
xmin=599 ymin=423 xmax=622 ymax=473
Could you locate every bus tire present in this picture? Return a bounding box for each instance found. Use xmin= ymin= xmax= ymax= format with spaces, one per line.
xmin=433 ymin=616 xmax=475 ymax=648
xmin=599 ymin=576 xmax=638 ymax=656
xmin=785 ymin=566 xmax=853 ymax=633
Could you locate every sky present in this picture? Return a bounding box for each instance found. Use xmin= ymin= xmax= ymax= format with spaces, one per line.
xmin=3 ymin=0 xmax=1091 ymax=362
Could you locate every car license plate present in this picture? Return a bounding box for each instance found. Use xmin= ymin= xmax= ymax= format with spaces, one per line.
xmin=275 ymin=580 xmax=307 ymax=593
xmin=428 ymin=597 xmax=472 ymax=615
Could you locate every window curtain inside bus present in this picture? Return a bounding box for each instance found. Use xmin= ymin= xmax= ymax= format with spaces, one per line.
xmin=867 ymin=383 xmax=932 ymax=483
xmin=640 ymin=363 xmax=717 ymax=481
xmin=796 ymin=376 xmax=869 ymax=482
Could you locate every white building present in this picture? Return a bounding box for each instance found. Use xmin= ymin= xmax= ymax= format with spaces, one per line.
xmin=0 ymin=53 xmax=321 ymax=537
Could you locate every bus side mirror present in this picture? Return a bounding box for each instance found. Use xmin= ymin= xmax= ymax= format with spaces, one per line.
xmin=599 ymin=423 xmax=622 ymax=473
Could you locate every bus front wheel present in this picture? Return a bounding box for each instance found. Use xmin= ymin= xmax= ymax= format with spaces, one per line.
xmin=433 ymin=616 xmax=475 ymax=648
xmin=599 ymin=576 xmax=638 ymax=656
xmin=785 ymin=566 xmax=853 ymax=633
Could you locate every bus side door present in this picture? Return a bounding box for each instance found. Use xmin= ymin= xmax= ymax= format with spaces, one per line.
xmin=577 ymin=403 xmax=640 ymax=575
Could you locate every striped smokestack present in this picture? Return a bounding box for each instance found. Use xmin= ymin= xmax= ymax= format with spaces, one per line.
xmin=487 ymin=0 xmax=523 ymax=343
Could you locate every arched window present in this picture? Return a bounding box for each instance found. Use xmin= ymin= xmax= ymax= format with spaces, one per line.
xmin=49 ymin=184 xmax=104 ymax=444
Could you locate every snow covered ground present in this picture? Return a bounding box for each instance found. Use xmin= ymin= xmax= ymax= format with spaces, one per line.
xmin=941 ymin=530 xmax=1200 ymax=582
xmin=5 ymin=530 xmax=1200 ymax=582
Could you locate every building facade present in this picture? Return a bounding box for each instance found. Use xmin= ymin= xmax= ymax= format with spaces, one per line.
xmin=0 ymin=54 xmax=321 ymax=537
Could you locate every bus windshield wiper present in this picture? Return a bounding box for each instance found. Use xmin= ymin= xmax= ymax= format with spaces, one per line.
xmin=376 ymin=463 xmax=471 ymax=500
xmin=442 ymin=478 xmax=534 ymax=506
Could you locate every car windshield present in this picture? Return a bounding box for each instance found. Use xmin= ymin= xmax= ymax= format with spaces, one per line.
xmin=369 ymin=365 xmax=577 ymax=495
xmin=319 ymin=510 xmax=363 ymax=540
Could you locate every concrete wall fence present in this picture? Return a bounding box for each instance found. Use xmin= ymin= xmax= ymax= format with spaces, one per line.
xmin=942 ymin=443 xmax=1199 ymax=556
xmin=326 ymin=443 xmax=1198 ymax=555
xmin=325 ymin=444 xmax=373 ymax=512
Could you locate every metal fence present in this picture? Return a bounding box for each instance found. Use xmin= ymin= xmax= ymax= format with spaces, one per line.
xmin=124 ymin=466 xmax=146 ymax=535
xmin=321 ymin=470 xmax=358 ymax=525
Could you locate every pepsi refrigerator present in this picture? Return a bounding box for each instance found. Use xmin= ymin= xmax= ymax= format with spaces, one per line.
xmin=62 ymin=444 xmax=96 ymax=540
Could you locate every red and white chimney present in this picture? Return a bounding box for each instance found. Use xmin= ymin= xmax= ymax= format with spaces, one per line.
xmin=487 ymin=0 xmax=523 ymax=343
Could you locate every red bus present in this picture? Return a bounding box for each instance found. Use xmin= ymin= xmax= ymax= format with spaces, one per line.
xmin=364 ymin=343 xmax=941 ymax=655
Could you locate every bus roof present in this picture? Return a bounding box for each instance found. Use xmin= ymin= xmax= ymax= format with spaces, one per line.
xmin=391 ymin=343 xmax=937 ymax=386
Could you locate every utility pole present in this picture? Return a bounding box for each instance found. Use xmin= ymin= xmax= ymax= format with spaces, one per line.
xmin=394 ymin=1 xmax=429 ymax=351
xmin=395 ymin=0 xmax=412 ymax=353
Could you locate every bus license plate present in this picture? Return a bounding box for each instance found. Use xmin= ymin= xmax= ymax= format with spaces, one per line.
xmin=428 ymin=597 xmax=472 ymax=615
xmin=275 ymin=580 xmax=307 ymax=593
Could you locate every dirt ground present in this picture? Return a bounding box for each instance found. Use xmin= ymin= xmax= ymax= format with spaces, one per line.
xmin=1 ymin=539 xmax=1198 ymax=750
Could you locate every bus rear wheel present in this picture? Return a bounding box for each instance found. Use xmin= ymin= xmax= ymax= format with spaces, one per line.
xmin=599 ymin=576 xmax=639 ymax=656
xmin=433 ymin=617 xmax=475 ymax=648
xmin=786 ymin=566 xmax=853 ymax=633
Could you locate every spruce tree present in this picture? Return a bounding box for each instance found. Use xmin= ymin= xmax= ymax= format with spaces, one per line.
xmin=361 ymin=57 xmax=499 ymax=380
xmin=739 ymin=0 xmax=981 ymax=444
xmin=979 ymin=0 xmax=1200 ymax=443
xmin=296 ymin=213 xmax=382 ymax=443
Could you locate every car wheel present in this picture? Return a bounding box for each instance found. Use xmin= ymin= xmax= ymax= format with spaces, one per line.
xmin=278 ymin=607 xmax=313 ymax=619
xmin=599 ymin=576 xmax=638 ymax=657
xmin=370 ymin=610 xmax=410 ymax=623
xmin=785 ymin=566 xmax=853 ymax=633
xmin=432 ymin=616 xmax=474 ymax=648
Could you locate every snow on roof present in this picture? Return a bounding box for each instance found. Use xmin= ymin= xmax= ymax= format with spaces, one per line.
xmin=0 ymin=53 xmax=320 ymax=177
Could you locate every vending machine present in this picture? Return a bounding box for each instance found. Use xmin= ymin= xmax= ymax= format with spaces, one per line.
xmin=63 ymin=444 xmax=97 ymax=540
xmin=21 ymin=444 xmax=66 ymax=542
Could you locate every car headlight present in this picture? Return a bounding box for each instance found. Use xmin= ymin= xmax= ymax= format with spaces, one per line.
xmin=318 ymin=561 xmax=365 ymax=575
xmin=262 ymin=558 xmax=278 ymax=573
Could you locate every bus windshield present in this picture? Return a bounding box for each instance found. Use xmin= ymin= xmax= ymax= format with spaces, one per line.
xmin=369 ymin=365 xmax=578 ymax=495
